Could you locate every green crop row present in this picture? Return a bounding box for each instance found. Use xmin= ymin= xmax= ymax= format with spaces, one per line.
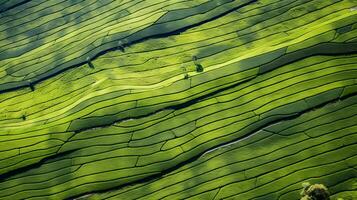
xmin=86 ymin=95 xmax=357 ymax=200
xmin=1 ymin=53 xmax=356 ymax=199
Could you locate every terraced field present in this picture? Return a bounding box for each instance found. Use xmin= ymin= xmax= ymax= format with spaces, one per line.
xmin=0 ymin=0 xmax=356 ymax=199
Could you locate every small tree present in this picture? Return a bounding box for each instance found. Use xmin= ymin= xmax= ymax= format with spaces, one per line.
xmin=117 ymin=40 xmax=125 ymax=52
xmin=86 ymin=56 xmax=95 ymax=69
xmin=300 ymin=182 xmax=330 ymax=200
xmin=192 ymin=56 xmax=204 ymax=72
